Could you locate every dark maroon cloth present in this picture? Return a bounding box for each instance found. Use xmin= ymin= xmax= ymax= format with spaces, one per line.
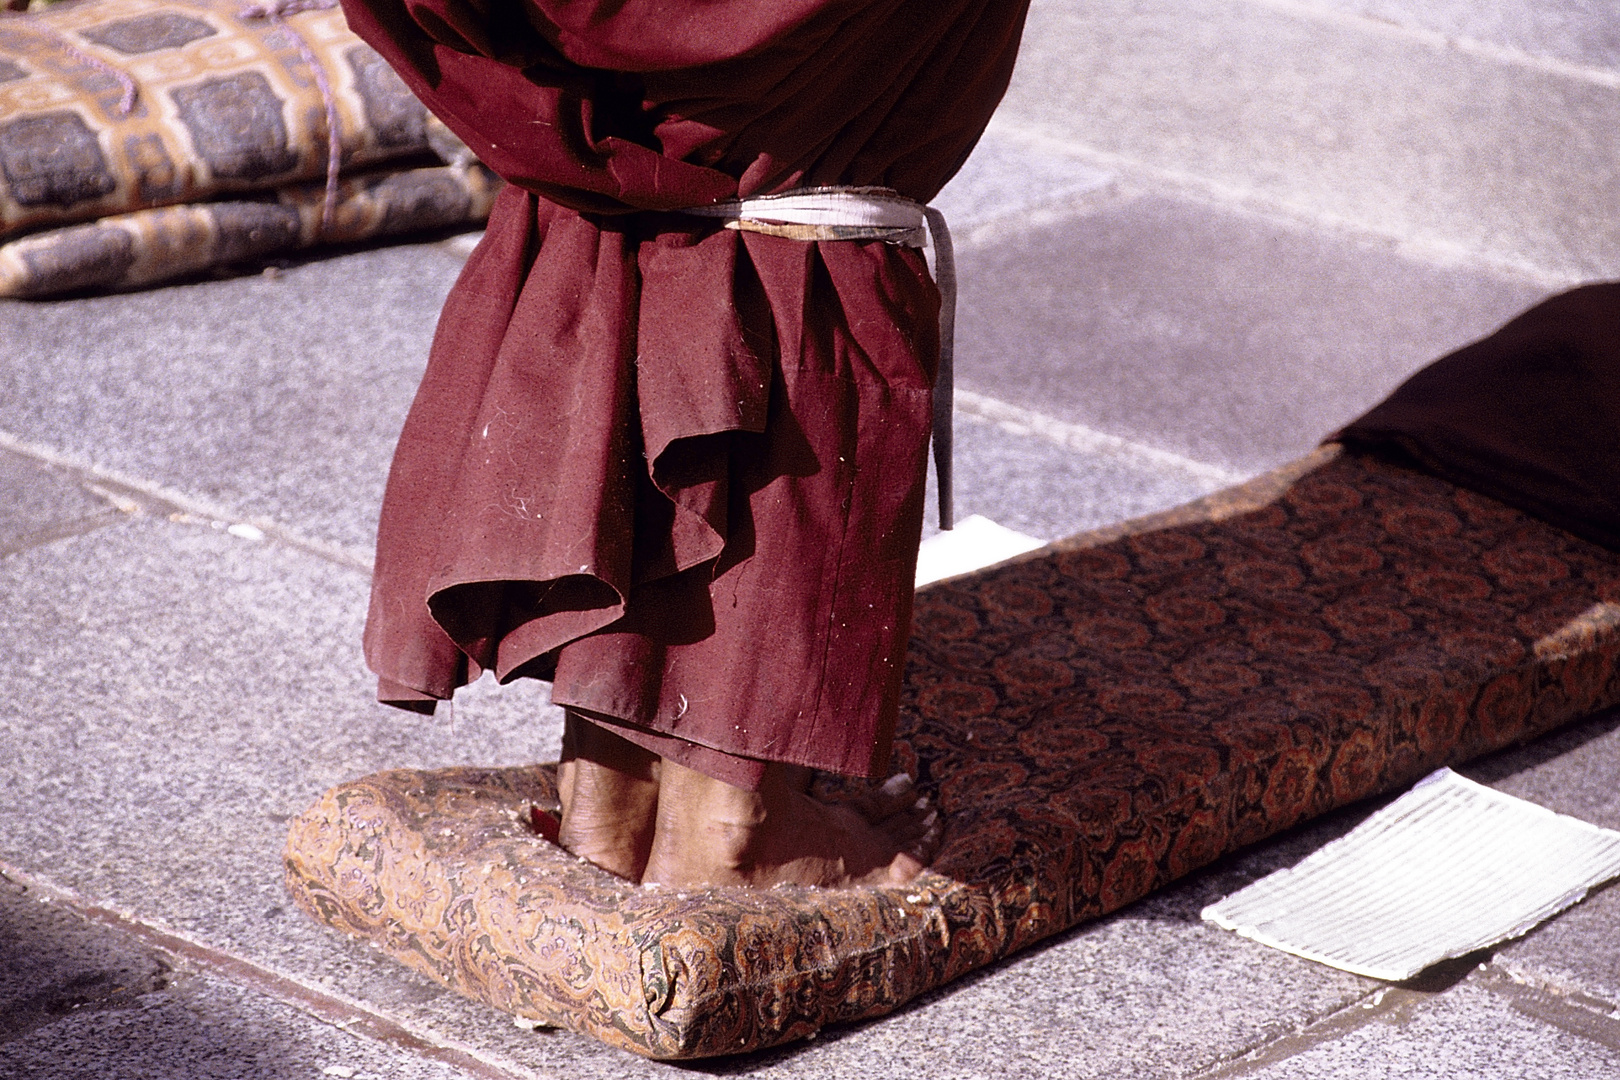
xmin=343 ymin=0 xmax=1031 ymax=779
xmin=1338 ymin=282 xmax=1620 ymax=552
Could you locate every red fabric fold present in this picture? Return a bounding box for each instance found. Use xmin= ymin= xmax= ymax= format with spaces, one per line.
xmin=1338 ymin=282 xmax=1620 ymax=552
xmin=348 ymin=0 xmax=1030 ymax=776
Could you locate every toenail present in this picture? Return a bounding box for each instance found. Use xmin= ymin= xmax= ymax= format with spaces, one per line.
xmin=881 ymin=774 xmax=913 ymax=796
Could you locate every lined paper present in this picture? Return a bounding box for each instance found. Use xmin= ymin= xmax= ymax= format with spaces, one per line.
xmin=1202 ymin=768 xmax=1620 ymax=981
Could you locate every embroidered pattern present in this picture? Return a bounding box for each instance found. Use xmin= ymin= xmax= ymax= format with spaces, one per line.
xmin=285 ymin=448 xmax=1620 ymax=1059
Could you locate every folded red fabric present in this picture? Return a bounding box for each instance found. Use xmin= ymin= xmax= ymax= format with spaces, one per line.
xmin=1339 ymin=282 xmax=1620 ymax=552
xmin=345 ymin=0 xmax=1033 ymax=777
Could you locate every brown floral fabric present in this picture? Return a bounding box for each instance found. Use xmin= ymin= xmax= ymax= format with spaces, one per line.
xmin=284 ymin=447 xmax=1620 ymax=1059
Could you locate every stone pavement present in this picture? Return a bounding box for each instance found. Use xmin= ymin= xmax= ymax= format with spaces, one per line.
xmin=3 ymin=0 xmax=1618 ymax=1076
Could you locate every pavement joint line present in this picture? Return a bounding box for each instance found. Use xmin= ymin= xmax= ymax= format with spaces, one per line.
xmin=2 ymin=405 xmax=1244 ymax=562
xmin=954 ymin=388 xmax=1249 ymax=487
xmin=0 ymin=860 xmax=547 ymax=1080
xmin=980 ymin=117 xmax=1586 ymax=291
xmin=1237 ymin=0 xmax=1620 ymax=90
xmin=0 ymin=507 xmax=128 ymax=560
xmin=0 ymin=430 xmax=376 ymax=576
xmin=1184 ymin=985 xmax=1401 ymax=1079
xmin=945 ymin=180 xmax=1132 ymax=252
xmin=1473 ymin=964 xmax=1620 ymax=1051
xmin=1186 ymin=964 xmax=1479 ymax=1079
xmin=1188 ymin=955 xmax=1620 ymax=1077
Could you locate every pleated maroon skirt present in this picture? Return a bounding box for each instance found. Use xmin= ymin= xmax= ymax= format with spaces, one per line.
xmin=365 ymin=186 xmax=939 ymax=780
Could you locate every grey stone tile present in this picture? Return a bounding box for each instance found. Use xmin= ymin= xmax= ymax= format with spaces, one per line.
xmin=952 ymin=192 xmax=1548 ymax=473
xmin=1457 ymin=709 xmax=1620 ymax=829
xmin=1003 ymin=0 xmax=1620 ymax=280
xmin=0 ymin=515 xmax=561 ymax=920
xmin=0 ymin=515 xmax=604 ymax=1072
xmin=0 ymin=964 xmax=489 ymax=1080
xmin=1291 ymin=0 xmax=1620 ymax=72
xmin=714 ymin=898 xmax=1374 ymax=1080
xmin=0 ymin=448 xmax=118 ymax=551
xmin=921 ymin=409 xmax=1224 ymax=543
xmin=1231 ymin=978 xmax=1620 ymax=1079
xmin=0 ymin=877 xmax=172 ymax=1047
xmin=933 ymin=126 xmax=1115 ymax=233
xmin=0 ymin=242 xmax=463 ymax=555
xmin=0 ymin=876 xmax=500 ymax=1079
xmin=1454 ymin=712 xmax=1620 ymax=1010
xmin=1495 ymin=886 xmax=1620 ymax=1017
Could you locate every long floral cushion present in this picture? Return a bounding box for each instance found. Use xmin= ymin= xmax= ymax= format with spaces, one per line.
xmin=284 ymin=446 xmax=1620 ymax=1059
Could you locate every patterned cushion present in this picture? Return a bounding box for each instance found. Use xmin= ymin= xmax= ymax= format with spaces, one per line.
xmin=283 ymin=447 xmax=1620 ymax=1059
xmin=0 ymin=161 xmax=496 ymax=295
xmin=0 ymin=0 xmax=444 ymax=236
xmin=0 ymin=0 xmax=497 ymax=295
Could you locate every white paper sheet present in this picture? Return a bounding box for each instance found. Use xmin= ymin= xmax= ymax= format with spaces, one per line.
xmin=915 ymin=514 xmax=1044 ymax=587
xmin=1202 ymin=768 xmax=1620 ymax=981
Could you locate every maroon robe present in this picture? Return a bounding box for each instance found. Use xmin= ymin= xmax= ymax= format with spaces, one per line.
xmin=1339 ymin=282 xmax=1620 ymax=553
xmin=343 ymin=0 xmax=1031 ymax=781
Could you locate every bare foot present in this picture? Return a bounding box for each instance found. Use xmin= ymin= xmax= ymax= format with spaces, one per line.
xmin=640 ymin=762 xmax=940 ymax=889
xmin=556 ymin=714 xmax=661 ymax=881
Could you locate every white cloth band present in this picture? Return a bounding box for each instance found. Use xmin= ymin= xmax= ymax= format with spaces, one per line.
xmin=681 ymin=186 xmax=929 ymax=246
xmin=678 ymin=186 xmax=955 ymax=529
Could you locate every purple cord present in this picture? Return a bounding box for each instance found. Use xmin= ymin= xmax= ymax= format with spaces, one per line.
xmin=239 ymin=0 xmax=343 ymax=236
xmin=3 ymin=1 xmax=346 ymax=236
xmin=9 ymin=12 xmax=139 ymax=115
